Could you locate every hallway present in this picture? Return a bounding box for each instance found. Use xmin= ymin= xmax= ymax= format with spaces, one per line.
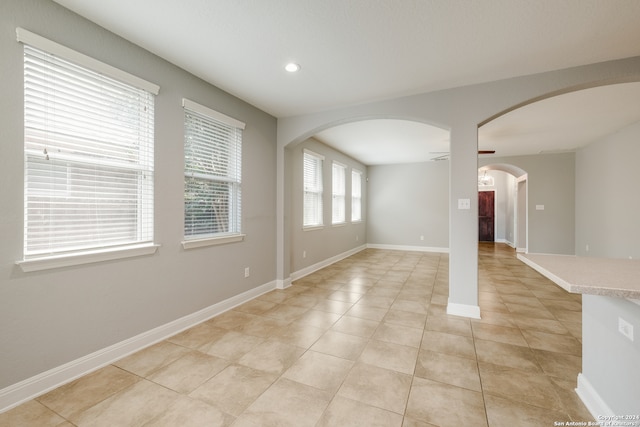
xmin=1 ymin=244 xmax=592 ymax=426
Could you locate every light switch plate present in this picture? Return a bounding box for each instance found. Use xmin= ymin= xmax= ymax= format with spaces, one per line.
xmin=458 ymin=199 xmax=471 ymax=210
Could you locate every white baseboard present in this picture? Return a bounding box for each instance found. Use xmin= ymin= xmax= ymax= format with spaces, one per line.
xmin=576 ymin=373 xmax=614 ymax=420
xmin=0 ymin=280 xmax=277 ymax=414
xmin=366 ymin=243 xmax=449 ymax=254
xmin=275 ymin=277 xmax=292 ymax=290
xmin=446 ymin=302 xmax=481 ymax=319
xmin=495 ymin=238 xmax=516 ymax=248
xmin=290 ymin=245 xmax=367 ymax=281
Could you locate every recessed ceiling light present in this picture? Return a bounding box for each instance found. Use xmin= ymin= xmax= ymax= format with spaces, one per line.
xmin=285 ymin=62 xmax=301 ymax=73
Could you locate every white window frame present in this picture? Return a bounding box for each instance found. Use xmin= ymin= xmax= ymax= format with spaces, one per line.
xmin=16 ymin=28 xmax=159 ymax=272
xmin=332 ymin=162 xmax=346 ymax=225
xmin=182 ymin=98 xmax=245 ymax=249
xmin=352 ymin=169 xmax=363 ymax=222
xmin=303 ymin=149 xmax=324 ymax=229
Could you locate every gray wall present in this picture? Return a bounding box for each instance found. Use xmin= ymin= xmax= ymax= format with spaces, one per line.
xmin=582 ymin=296 xmax=640 ymax=414
xmin=366 ymin=166 xmax=516 ymax=251
xmin=480 ymin=153 xmax=576 ymax=255
xmin=575 ymin=120 xmax=640 ymax=414
xmin=367 ymin=161 xmax=449 ymax=250
xmin=575 ymin=120 xmax=640 ymax=259
xmin=289 ymin=138 xmax=367 ymax=274
xmin=0 ymin=0 xmax=277 ymax=389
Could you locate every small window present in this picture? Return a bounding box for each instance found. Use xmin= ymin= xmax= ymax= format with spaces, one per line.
xmin=332 ymin=162 xmax=346 ymax=224
xmin=303 ymin=150 xmax=323 ymax=227
xmin=21 ymin=32 xmax=157 ymax=259
xmin=352 ymin=169 xmax=362 ymax=222
xmin=183 ymin=99 xmax=244 ymax=240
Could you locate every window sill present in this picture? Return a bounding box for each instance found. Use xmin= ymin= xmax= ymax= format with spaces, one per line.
xmin=332 ymin=222 xmax=347 ymax=227
xmin=182 ymin=234 xmax=245 ymax=250
xmin=303 ymin=225 xmax=324 ymax=232
xmin=17 ymin=243 xmax=160 ymax=272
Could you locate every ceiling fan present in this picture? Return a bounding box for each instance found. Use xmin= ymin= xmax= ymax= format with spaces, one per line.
xmin=429 ymin=150 xmax=495 ymax=161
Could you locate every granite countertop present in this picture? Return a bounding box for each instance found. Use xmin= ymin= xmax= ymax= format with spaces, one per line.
xmin=517 ymin=253 xmax=640 ymax=300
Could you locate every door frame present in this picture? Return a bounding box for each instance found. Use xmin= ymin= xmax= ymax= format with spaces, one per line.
xmin=515 ymin=174 xmax=528 ymax=253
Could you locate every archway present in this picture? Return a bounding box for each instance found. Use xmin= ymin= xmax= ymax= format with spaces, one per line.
xmin=477 ymin=81 xmax=640 ymax=257
xmin=277 ymin=60 xmax=640 ymax=320
xmin=281 ymin=117 xmax=451 ymax=285
xmin=477 ymin=164 xmax=527 ymax=252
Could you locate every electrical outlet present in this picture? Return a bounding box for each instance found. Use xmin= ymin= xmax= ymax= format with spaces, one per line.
xmin=303 ymin=250 xmax=306 ymax=258
xmin=420 ymin=235 xmax=424 ymax=241
xmin=619 ymin=317 xmax=634 ymax=341
xmin=244 ymin=267 xmax=250 ymax=278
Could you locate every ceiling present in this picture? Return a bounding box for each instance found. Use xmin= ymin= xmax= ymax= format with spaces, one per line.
xmin=53 ymin=0 xmax=640 ymax=165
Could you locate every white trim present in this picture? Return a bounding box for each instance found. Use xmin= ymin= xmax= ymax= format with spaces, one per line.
xmin=16 ymin=28 xmax=159 ymax=95
xmin=495 ymin=238 xmax=516 ymax=249
xmin=0 ymin=279 xmax=277 ymax=414
xmin=182 ymin=234 xmax=245 ymax=249
xmin=366 ymin=243 xmax=449 ymax=254
xmin=16 ymin=244 xmax=160 ymax=272
xmin=291 ymin=245 xmax=366 ymax=281
xmin=446 ymin=302 xmax=481 ymax=319
xmin=576 ymin=373 xmax=614 ymax=420
xmin=332 ymin=160 xmax=347 ymax=168
xmin=303 ymin=148 xmax=324 ymax=160
xmin=182 ymin=98 xmax=245 ymax=130
xmin=302 ymin=225 xmax=324 ymax=232
xmin=516 ymin=253 xmax=573 ymax=293
xmin=276 ymin=277 xmax=292 ymax=290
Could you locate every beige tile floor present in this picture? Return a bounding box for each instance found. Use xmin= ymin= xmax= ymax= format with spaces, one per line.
xmin=0 ymin=243 xmax=594 ymax=426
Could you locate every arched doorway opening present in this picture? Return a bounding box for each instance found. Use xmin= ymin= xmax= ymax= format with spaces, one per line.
xmin=477 ymin=164 xmax=527 ymax=252
xmin=280 ymin=116 xmax=451 ymax=287
xmin=477 ymin=81 xmax=640 ymax=258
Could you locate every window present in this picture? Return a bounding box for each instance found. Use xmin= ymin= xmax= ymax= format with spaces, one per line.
xmin=183 ymin=99 xmax=244 ymax=243
xmin=19 ymin=29 xmax=158 ymax=264
xmin=303 ymin=150 xmax=323 ymax=227
xmin=352 ymin=169 xmax=362 ymax=222
xmin=332 ymin=162 xmax=346 ymax=224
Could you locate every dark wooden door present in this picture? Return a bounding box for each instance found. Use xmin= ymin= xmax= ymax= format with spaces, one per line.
xmin=479 ymin=191 xmax=495 ymax=241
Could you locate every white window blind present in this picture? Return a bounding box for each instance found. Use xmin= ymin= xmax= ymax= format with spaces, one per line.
xmin=303 ymin=150 xmax=323 ymax=227
xmin=183 ymin=99 xmax=243 ymax=239
xmin=332 ymin=162 xmax=346 ymax=224
xmin=352 ymin=169 xmax=362 ymax=222
xmin=22 ymin=42 xmax=155 ymax=259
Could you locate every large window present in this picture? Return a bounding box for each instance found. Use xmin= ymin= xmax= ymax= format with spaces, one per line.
xmin=303 ymin=150 xmax=323 ymax=227
xmin=20 ymin=29 xmax=157 ymax=262
xmin=352 ymin=169 xmax=362 ymax=222
xmin=332 ymin=162 xmax=346 ymax=224
xmin=183 ymin=99 xmax=244 ymax=242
